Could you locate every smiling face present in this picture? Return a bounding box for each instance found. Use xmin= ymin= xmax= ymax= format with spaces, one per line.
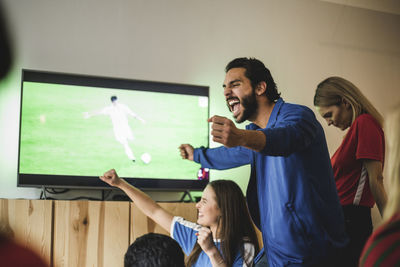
xmin=195 ymin=185 xmax=221 ymax=229
xmin=316 ymin=102 xmax=353 ymax=131
xmin=223 ymin=67 xmax=258 ymax=123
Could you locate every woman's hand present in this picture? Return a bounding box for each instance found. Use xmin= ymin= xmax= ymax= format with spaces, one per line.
xmin=196 ymin=227 xmax=215 ymax=254
xmin=99 ymin=169 xmax=123 ymax=188
xmin=196 ymin=227 xmax=227 ymax=267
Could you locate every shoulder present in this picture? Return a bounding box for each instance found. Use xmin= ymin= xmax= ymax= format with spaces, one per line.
xmin=352 ymin=114 xmax=383 ymax=136
xmin=170 ymin=217 xmax=201 ymax=256
xmin=354 ymin=114 xmax=381 ymax=128
xmin=275 ymin=102 xmax=318 ymax=127
xmin=280 ymin=102 xmax=316 ymax=118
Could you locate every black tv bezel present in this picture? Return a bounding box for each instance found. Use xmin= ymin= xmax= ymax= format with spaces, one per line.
xmin=18 ymin=69 xmax=209 ymax=191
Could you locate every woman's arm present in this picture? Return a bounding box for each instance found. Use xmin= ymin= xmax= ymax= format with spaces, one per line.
xmin=364 ymin=160 xmax=387 ymax=216
xmin=100 ymin=169 xmax=174 ymax=232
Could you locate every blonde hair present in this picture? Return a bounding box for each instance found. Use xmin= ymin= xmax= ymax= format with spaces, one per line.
xmin=383 ymin=105 xmax=400 ymax=220
xmin=314 ymin=77 xmax=383 ymax=127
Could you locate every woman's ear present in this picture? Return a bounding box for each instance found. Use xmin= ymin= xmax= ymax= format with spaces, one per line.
xmin=255 ymin=81 xmax=267 ymax=96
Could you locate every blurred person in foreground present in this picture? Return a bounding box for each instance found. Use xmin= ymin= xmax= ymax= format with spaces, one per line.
xmin=0 ymin=223 xmax=48 ymax=267
xmin=359 ymin=105 xmax=400 ymax=266
xmin=0 ymin=3 xmax=47 ymax=267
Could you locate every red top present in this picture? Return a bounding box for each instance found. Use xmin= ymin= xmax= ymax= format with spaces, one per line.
xmin=359 ymin=212 xmax=400 ymax=266
xmin=331 ymin=114 xmax=385 ymax=207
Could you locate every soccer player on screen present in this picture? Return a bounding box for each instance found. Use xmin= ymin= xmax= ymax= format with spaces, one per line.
xmin=83 ymin=95 xmax=145 ymax=162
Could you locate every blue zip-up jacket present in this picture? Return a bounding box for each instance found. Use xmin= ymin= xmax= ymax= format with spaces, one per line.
xmin=193 ymin=98 xmax=348 ymax=266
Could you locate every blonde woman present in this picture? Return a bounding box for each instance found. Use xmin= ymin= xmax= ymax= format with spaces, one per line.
xmin=359 ymin=106 xmax=400 ymax=266
xmin=314 ymin=77 xmax=387 ymax=267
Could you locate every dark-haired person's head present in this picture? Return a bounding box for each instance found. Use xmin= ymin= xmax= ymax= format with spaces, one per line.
xmin=224 ymin=57 xmax=280 ymax=123
xmin=124 ymin=233 xmax=184 ymax=267
xmin=225 ymin=57 xmax=280 ymax=103
xmin=111 ymin=95 xmax=118 ymax=102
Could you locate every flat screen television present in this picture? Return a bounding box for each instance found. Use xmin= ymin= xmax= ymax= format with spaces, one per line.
xmin=18 ymin=69 xmax=210 ymax=190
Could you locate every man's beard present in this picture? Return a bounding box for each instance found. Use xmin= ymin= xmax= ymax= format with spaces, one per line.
xmin=234 ymin=90 xmax=258 ymax=123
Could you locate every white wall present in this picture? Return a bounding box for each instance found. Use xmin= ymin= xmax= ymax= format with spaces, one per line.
xmin=0 ymin=0 xmax=399 ymax=223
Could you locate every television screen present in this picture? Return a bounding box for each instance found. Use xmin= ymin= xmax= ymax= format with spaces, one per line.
xmin=18 ymin=70 xmax=209 ymax=190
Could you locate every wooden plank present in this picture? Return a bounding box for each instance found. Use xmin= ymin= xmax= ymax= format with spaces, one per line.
xmin=0 ymin=199 xmax=262 ymax=266
xmin=130 ymin=202 xmax=197 ymax=242
xmin=0 ymin=199 xmax=53 ymax=266
xmin=53 ymin=200 xmax=129 ymax=267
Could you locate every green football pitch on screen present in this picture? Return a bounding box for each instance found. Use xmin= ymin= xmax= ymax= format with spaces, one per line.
xmin=19 ymin=81 xmax=209 ymax=180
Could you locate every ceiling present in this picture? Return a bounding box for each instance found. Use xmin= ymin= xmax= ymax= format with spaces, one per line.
xmin=319 ymin=0 xmax=400 ymax=15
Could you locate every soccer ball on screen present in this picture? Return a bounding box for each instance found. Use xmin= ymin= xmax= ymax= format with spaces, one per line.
xmin=39 ymin=114 xmax=46 ymax=123
xmin=141 ymin=153 xmax=151 ymax=164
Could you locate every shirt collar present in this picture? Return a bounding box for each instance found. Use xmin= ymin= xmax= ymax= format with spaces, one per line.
xmin=247 ymin=98 xmax=284 ymax=130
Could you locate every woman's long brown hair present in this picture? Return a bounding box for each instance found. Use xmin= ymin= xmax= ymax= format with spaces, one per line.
xmin=186 ymin=180 xmax=259 ymax=266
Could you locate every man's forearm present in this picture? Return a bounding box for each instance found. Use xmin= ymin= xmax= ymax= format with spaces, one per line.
xmin=239 ymin=129 xmax=266 ymax=152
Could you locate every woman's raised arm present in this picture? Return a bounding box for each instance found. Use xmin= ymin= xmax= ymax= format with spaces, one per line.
xmin=100 ymin=169 xmax=174 ymax=233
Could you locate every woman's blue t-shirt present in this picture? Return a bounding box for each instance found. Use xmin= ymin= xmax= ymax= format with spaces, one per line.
xmin=170 ymin=216 xmax=255 ymax=267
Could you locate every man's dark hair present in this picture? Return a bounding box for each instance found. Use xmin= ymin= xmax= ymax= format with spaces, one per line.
xmin=124 ymin=233 xmax=185 ymax=267
xmin=111 ymin=95 xmax=118 ymax=102
xmin=225 ymin=57 xmax=280 ymax=102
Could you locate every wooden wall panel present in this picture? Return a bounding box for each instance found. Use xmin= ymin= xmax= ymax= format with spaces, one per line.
xmin=130 ymin=202 xmax=197 ymax=242
xmin=0 ymin=199 xmax=52 ymax=266
xmin=53 ymin=200 xmax=129 ymax=267
xmin=1 ymin=199 xmax=260 ymax=266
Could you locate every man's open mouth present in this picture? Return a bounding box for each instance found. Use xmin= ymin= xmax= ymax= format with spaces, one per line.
xmin=227 ymin=98 xmax=240 ymax=117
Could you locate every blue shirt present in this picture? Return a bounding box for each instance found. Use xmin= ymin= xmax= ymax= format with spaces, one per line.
xmin=171 ymin=216 xmax=255 ymax=267
xmin=193 ymin=98 xmax=348 ymax=266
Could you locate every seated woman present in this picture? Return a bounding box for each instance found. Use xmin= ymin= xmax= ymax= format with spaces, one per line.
xmin=100 ymin=169 xmax=259 ymax=267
